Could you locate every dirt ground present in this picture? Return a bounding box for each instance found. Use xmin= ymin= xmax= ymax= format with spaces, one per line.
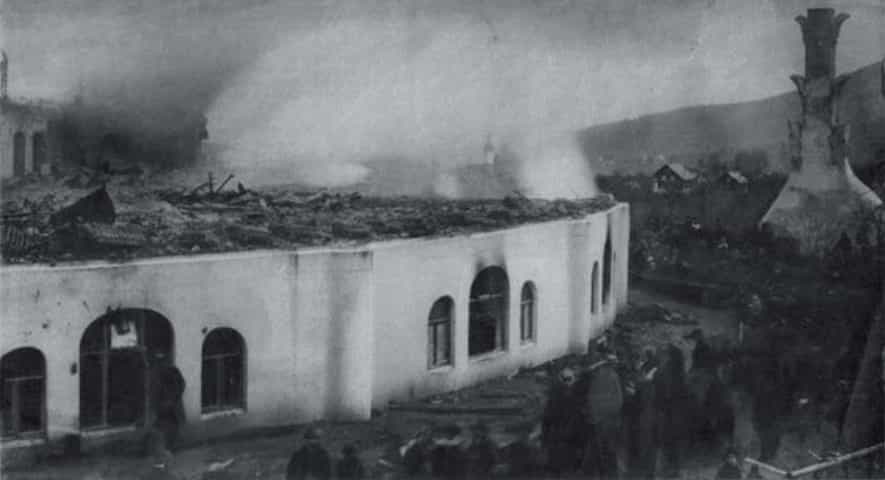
xmin=1 ymin=287 xmax=845 ymax=479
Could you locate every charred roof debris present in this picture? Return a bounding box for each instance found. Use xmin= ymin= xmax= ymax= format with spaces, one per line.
xmin=0 ymin=170 xmax=617 ymax=265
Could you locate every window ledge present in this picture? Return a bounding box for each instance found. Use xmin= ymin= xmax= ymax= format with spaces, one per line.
xmin=80 ymin=425 xmax=138 ymax=439
xmin=469 ymin=350 xmax=507 ymax=364
xmin=428 ymin=364 xmax=454 ymax=374
xmin=520 ymin=340 xmax=537 ymax=348
xmin=1 ymin=435 xmax=46 ymax=448
xmin=201 ymin=408 xmax=245 ymax=421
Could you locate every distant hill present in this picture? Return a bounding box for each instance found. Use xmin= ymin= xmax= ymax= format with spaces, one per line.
xmin=579 ymin=61 xmax=885 ymax=175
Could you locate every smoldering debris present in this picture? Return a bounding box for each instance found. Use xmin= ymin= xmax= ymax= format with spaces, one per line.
xmin=0 ymin=172 xmax=617 ymax=265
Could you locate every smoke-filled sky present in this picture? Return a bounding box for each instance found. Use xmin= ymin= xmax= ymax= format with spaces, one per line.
xmin=2 ymin=0 xmax=884 ymax=190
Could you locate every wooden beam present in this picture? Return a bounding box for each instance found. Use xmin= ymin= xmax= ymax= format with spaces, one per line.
xmin=744 ymin=458 xmax=788 ymax=477
xmin=788 ymin=443 xmax=884 ymax=478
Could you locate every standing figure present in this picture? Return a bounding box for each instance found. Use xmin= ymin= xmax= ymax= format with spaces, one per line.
xmin=655 ymin=344 xmax=689 ymax=478
xmin=581 ymin=344 xmax=626 ymax=479
xmin=716 ymin=448 xmax=743 ymax=479
xmin=148 ymin=351 xmax=186 ymax=453
xmin=629 ymin=348 xmax=660 ymax=479
xmin=542 ymin=367 xmax=586 ymax=475
xmin=286 ymin=427 xmax=332 ymax=480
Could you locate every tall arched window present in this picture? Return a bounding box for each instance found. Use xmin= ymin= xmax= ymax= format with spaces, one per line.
xmin=12 ymin=132 xmax=25 ymax=176
xmin=603 ymin=229 xmax=613 ymax=306
xmin=32 ymin=132 xmax=47 ymax=173
xmin=520 ymin=282 xmax=536 ymax=343
xmin=79 ymin=309 xmax=173 ymax=429
xmin=591 ymin=262 xmax=599 ymax=314
xmin=428 ymin=297 xmax=454 ymax=368
xmin=1 ymin=348 xmax=45 ymax=438
xmin=202 ymin=328 xmax=245 ymax=412
xmin=469 ymin=266 xmax=509 ymax=356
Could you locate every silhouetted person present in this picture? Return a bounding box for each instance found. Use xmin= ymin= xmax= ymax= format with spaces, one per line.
xmin=542 ymin=367 xmax=585 ymax=475
xmin=581 ymin=343 xmax=625 ymax=479
xmin=629 ymin=348 xmax=660 ymax=479
xmin=465 ymin=422 xmax=497 ymax=478
xmin=716 ymin=449 xmax=743 ymax=479
xmin=684 ymin=329 xmax=716 ymax=371
xmin=148 ymin=351 xmax=185 ymax=452
xmin=429 ymin=424 xmax=465 ymax=479
xmin=655 ymin=344 xmax=689 ymax=478
xmin=336 ymin=444 xmax=365 ymax=479
xmin=287 ymin=427 xmax=332 ymax=480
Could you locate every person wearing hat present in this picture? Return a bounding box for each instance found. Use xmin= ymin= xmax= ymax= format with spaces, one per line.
xmin=147 ymin=350 xmax=186 ymax=453
xmin=286 ymin=427 xmax=332 ymax=480
xmin=581 ymin=341 xmax=626 ymax=479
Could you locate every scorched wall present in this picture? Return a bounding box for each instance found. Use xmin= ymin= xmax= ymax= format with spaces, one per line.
xmin=0 ymin=202 xmax=628 ymax=454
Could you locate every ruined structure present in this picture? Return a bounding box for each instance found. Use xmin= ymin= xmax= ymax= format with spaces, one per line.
xmin=760 ymin=8 xmax=882 ymax=254
xmin=0 ymin=51 xmax=207 ymax=180
xmin=0 ymin=195 xmax=630 ymax=458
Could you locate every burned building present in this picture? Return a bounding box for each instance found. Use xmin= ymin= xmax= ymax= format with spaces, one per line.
xmin=0 ymin=193 xmax=630 ymax=459
xmin=761 ymin=9 xmax=883 ymax=254
xmin=0 ymin=50 xmax=208 ymax=180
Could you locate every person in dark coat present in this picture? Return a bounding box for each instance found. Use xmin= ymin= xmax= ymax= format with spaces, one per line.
xmin=286 ymin=427 xmax=332 ymax=480
xmin=429 ymin=423 xmax=465 ymax=479
xmin=716 ymin=448 xmax=743 ymax=479
xmin=655 ymin=344 xmax=689 ymax=479
xmin=542 ymin=367 xmax=586 ymax=475
xmin=148 ymin=351 xmax=186 ymax=452
xmin=581 ymin=344 xmax=626 ymax=479
xmin=464 ymin=422 xmax=497 ymax=478
xmin=336 ymin=444 xmax=365 ymax=479
xmin=629 ymin=348 xmax=660 ymax=479
xmin=684 ymin=329 xmax=716 ymax=372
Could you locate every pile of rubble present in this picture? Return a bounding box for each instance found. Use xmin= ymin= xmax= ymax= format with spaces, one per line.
xmin=1 ymin=173 xmax=617 ymax=265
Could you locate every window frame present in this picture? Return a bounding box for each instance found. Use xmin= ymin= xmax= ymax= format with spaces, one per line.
xmin=1 ymin=347 xmax=47 ymax=440
xmin=520 ymin=282 xmax=537 ymax=344
xmin=427 ymin=297 xmax=454 ymax=369
xmin=201 ymin=328 xmax=246 ymax=414
xmin=468 ymin=267 xmax=510 ymax=357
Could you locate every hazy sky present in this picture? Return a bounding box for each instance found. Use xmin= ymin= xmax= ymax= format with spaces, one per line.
xmin=1 ymin=0 xmax=883 ymax=186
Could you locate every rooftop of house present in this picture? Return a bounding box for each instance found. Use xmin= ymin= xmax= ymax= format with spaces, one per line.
xmin=1 ymin=178 xmax=618 ymax=265
xmin=654 ymin=163 xmax=698 ymax=181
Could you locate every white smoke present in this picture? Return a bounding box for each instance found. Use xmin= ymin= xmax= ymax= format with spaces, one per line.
xmin=207 ymin=13 xmax=601 ymax=195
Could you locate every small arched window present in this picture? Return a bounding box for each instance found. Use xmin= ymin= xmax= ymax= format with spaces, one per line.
xmin=12 ymin=132 xmax=25 ymax=176
xmin=520 ymin=282 xmax=536 ymax=343
xmin=428 ymin=297 xmax=454 ymax=368
xmin=1 ymin=347 xmax=46 ymax=438
xmin=603 ymin=229 xmax=613 ymax=306
xmin=32 ymin=132 xmax=47 ymax=173
xmin=202 ymin=328 xmax=246 ymax=412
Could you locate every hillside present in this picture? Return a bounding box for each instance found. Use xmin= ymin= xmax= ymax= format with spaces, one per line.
xmin=579 ymin=61 xmax=885 ymax=174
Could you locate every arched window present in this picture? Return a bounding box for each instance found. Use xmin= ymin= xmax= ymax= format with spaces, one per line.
xmin=202 ymin=328 xmax=245 ymax=412
xmin=591 ymin=262 xmax=599 ymax=314
xmin=12 ymin=132 xmax=25 ymax=176
xmin=32 ymin=132 xmax=47 ymax=174
xmin=520 ymin=282 xmax=536 ymax=343
xmin=80 ymin=309 xmax=173 ymax=429
xmin=469 ymin=266 xmax=509 ymax=356
xmin=428 ymin=297 xmax=454 ymax=368
xmin=603 ymin=229 xmax=613 ymax=306
xmin=1 ymin=348 xmax=45 ymax=438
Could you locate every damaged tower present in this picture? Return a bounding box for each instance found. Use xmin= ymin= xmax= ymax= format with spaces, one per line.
xmin=760 ymin=8 xmax=882 ymax=254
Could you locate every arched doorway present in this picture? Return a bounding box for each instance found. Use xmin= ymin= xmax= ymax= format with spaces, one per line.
xmin=79 ymin=309 xmax=173 ymax=429
xmin=12 ymin=132 xmax=25 ymax=176
xmin=469 ymin=266 xmax=509 ymax=356
xmin=31 ymin=132 xmax=47 ymax=174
